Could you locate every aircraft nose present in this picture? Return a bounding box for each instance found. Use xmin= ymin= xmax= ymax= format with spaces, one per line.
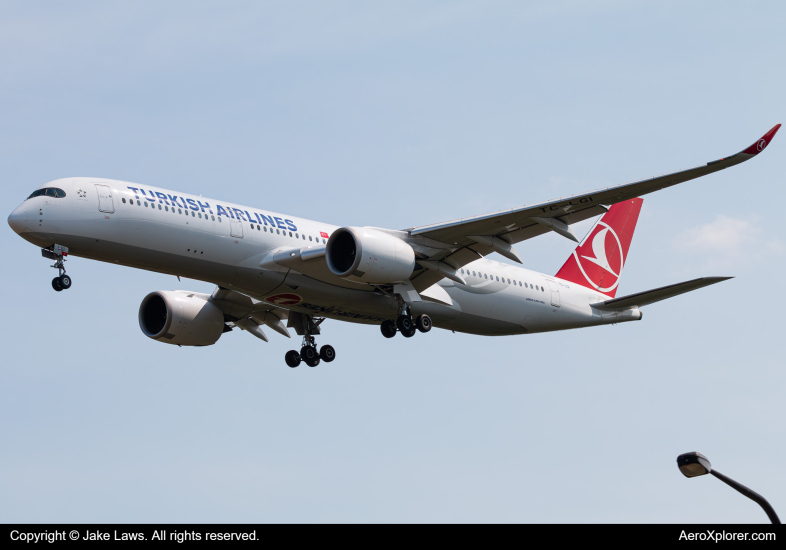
xmin=7 ymin=204 xmax=28 ymax=234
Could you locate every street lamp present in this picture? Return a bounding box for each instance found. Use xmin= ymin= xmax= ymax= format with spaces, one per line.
xmin=677 ymin=452 xmax=781 ymax=524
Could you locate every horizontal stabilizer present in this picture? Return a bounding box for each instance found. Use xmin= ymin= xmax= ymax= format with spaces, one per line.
xmin=590 ymin=277 xmax=732 ymax=311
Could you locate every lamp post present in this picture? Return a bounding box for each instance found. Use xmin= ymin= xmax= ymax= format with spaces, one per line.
xmin=677 ymin=452 xmax=781 ymax=524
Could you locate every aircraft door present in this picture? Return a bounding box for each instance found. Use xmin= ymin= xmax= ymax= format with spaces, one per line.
xmin=230 ymin=219 xmax=243 ymax=238
xmin=95 ymin=184 xmax=115 ymax=213
xmin=546 ymin=280 xmax=560 ymax=308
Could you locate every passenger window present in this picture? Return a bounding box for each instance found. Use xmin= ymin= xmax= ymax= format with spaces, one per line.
xmin=276 ymin=229 xmax=280 ymax=234
xmin=198 ymin=213 xmax=202 ymax=218
xmin=309 ymin=236 xmax=312 ymax=241
xmin=122 ymin=198 xmax=126 ymax=204
xmin=145 ymin=202 xmax=148 ymax=207
xmin=250 ymin=223 xmax=254 ymax=229
xmin=496 ymin=276 xmax=499 ymax=281
xmin=295 ymin=233 xmax=299 ymax=238
xmin=191 ymin=212 xmax=195 ymax=217
xmin=218 ymin=217 xmax=222 ymax=222
xmin=322 ymin=239 xmax=326 ymax=244
xmin=178 ymin=208 xmax=182 ymax=214
xmin=165 ymin=206 xmax=168 ymax=211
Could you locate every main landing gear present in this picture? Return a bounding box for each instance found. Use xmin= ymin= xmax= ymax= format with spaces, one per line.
xmin=381 ymin=313 xmax=432 ymax=339
xmin=285 ymin=338 xmax=336 ymax=368
xmin=284 ymin=313 xmax=336 ymax=368
xmin=44 ymin=245 xmax=72 ymax=292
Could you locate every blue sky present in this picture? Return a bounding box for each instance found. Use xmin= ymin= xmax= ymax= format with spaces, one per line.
xmin=1 ymin=1 xmax=784 ymax=522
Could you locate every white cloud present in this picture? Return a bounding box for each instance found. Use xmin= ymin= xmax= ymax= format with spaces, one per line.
xmin=673 ymin=215 xmax=784 ymax=269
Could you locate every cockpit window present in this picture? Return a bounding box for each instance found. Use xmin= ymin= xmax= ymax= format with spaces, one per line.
xmin=27 ymin=188 xmax=66 ymax=200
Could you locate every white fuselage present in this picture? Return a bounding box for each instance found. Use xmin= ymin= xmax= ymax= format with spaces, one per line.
xmin=8 ymin=178 xmax=641 ymax=336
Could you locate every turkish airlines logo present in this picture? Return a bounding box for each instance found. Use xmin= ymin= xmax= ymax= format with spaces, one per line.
xmin=320 ymin=231 xmax=329 ymax=238
xmin=573 ymin=221 xmax=624 ymax=293
xmin=757 ymin=139 xmax=767 ymax=152
xmin=265 ymin=293 xmax=302 ymax=306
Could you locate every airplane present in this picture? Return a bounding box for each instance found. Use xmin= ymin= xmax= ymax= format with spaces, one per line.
xmin=7 ymin=125 xmax=780 ymax=368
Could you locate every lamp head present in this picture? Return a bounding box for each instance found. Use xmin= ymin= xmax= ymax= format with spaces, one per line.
xmin=677 ymin=452 xmax=712 ymax=478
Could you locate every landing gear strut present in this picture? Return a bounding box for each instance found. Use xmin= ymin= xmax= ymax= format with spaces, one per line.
xmin=284 ymin=314 xmax=336 ymax=368
xmin=44 ymin=245 xmax=72 ymax=292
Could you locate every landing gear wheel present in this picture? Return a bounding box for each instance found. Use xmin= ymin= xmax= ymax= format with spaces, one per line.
xmin=58 ymin=274 xmax=72 ymax=290
xmin=415 ymin=314 xmax=432 ymax=333
xmin=52 ymin=277 xmax=63 ymax=292
xmin=285 ymin=350 xmax=301 ymax=368
xmin=381 ymin=320 xmax=397 ymax=338
xmin=301 ymin=346 xmax=319 ymax=363
xmin=401 ymin=326 xmax=416 ymax=338
xmin=320 ymin=345 xmax=336 ymax=362
xmin=396 ymin=314 xmax=414 ymax=334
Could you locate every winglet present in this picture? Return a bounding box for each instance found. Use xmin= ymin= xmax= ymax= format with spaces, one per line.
xmin=741 ymin=124 xmax=781 ymax=156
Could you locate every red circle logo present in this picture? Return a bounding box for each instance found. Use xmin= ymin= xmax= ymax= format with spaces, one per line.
xmin=265 ymin=293 xmax=302 ymax=306
xmin=574 ymin=222 xmax=624 ymax=293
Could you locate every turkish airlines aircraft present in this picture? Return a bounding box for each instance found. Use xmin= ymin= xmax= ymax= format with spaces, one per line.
xmin=7 ymin=125 xmax=780 ymax=367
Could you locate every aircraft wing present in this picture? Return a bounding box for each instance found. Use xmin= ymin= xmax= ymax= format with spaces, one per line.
xmin=208 ymin=286 xmax=291 ymax=340
xmin=405 ymin=125 xmax=780 ymax=292
xmin=590 ymin=277 xmax=732 ymax=311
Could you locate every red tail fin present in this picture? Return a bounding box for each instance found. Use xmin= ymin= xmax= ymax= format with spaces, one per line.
xmin=555 ymin=198 xmax=643 ymax=298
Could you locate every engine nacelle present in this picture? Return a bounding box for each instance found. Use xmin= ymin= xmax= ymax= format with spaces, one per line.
xmin=326 ymin=227 xmax=416 ymax=284
xmin=139 ymin=290 xmax=225 ymax=346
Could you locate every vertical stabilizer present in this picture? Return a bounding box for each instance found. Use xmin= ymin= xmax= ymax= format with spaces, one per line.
xmin=555 ymin=198 xmax=643 ymax=298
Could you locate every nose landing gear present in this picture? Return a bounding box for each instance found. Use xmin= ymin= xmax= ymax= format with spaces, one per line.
xmin=44 ymin=245 xmax=72 ymax=292
xmin=283 ymin=314 xmax=337 ymax=368
xmin=51 ymin=274 xmax=72 ymax=292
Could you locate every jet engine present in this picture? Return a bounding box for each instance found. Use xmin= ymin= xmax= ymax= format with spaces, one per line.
xmin=139 ymin=290 xmax=225 ymax=346
xmin=326 ymin=227 xmax=416 ymax=284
